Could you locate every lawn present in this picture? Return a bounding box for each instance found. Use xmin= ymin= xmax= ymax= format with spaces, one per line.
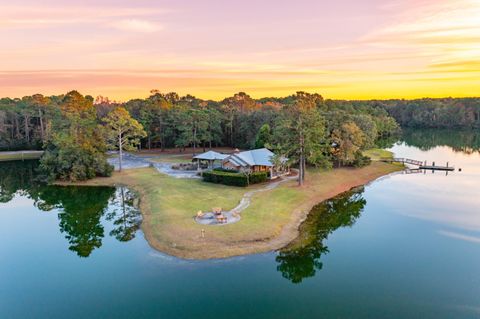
xmin=0 ymin=151 xmax=44 ymax=162
xmin=148 ymin=155 xmax=193 ymax=164
xmin=363 ymin=148 xmax=394 ymax=161
xmin=74 ymin=160 xmax=402 ymax=259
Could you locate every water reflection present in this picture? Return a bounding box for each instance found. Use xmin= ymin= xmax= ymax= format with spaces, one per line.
xmin=0 ymin=160 xmax=141 ymax=257
xmin=397 ymin=129 xmax=480 ymax=154
xmin=276 ymin=187 xmax=366 ymax=283
xmin=0 ymin=160 xmax=40 ymax=203
xmin=36 ymin=186 xmax=115 ymax=257
xmin=106 ymin=187 xmax=142 ymax=242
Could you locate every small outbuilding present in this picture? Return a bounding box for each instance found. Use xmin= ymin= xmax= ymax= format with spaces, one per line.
xmin=192 ymin=150 xmax=228 ymax=169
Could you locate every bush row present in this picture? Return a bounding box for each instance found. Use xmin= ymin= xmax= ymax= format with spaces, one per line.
xmin=203 ymin=170 xmax=268 ymax=187
xmin=203 ymin=170 xmax=248 ymax=186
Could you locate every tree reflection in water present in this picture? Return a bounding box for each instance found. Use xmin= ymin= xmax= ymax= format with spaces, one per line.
xmin=0 ymin=160 xmax=141 ymax=257
xmin=36 ymin=186 xmax=115 ymax=257
xmin=276 ymin=187 xmax=366 ymax=283
xmin=0 ymin=160 xmax=40 ymax=203
xmin=106 ymin=186 xmax=142 ymax=242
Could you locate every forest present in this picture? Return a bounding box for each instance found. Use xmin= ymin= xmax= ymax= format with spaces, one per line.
xmin=5 ymin=90 xmax=467 ymax=182
xmin=379 ymin=98 xmax=480 ymax=128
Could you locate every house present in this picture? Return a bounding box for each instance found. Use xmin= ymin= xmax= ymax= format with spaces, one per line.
xmin=223 ymin=148 xmax=288 ymax=178
xmin=193 ymin=148 xmax=289 ymax=178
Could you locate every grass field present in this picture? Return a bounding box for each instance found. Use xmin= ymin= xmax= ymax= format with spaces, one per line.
xmin=0 ymin=151 xmax=44 ymax=162
xmin=148 ymin=155 xmax=193 ymax=164
xmin=71 ymin=160 xmax=402 ymax=259
xmin=363 ymin=148 xmax=394 ymax=161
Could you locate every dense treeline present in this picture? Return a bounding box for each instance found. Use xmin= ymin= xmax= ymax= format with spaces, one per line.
xmin=377 ymin=98 xmax=480 ymax=128
xmin=1 ymin=90 xmax=403 ymax=181
xmin=1 ymin=91 xmax=400 ymax=152
xmin=2 ymin=94 xmax=479 ymax=153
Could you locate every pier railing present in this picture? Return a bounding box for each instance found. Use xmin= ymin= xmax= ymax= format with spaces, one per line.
xmin=391 ymin=158 xmax=424 ymax=166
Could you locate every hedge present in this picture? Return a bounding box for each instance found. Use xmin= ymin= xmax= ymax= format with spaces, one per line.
xmin=203 ymin=170 xmax=269 ymax=187
xmin=203 ymin=170 xmax=248 ymax=187
xmin=213 ymin=167 xmax=239 ymax=173
xmin=249 ymin=171 xmax=268 ymax=184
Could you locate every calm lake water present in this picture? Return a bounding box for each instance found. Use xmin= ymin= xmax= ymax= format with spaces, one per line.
xmin=1 ymin=129 xmax=480 ymax=319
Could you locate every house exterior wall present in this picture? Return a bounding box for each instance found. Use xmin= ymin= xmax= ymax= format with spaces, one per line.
xmin=223 ymin=161 xmax=240 ymax=171
xmin=251 ymin=165 xmax=270 ymax=172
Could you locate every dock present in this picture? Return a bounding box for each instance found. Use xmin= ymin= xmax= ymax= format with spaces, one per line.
xmin=386 ymin=158 xmax=455 ymax=171
xmin=419 ymin=165 xmax=454 ymax=171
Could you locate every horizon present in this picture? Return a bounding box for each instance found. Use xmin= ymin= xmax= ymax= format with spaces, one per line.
xmin=2 ymin=89 xmax=480 ymax=103
xmin=1 ymin=0 xmax=479 ymax=100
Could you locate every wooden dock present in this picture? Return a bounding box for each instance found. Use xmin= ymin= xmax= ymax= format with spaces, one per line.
xmin=392 ymin=158 xmax=424 ymax=166
xmin=419 ymin=165 xmax=454 ymax=171
xmin=386 ymin=158 xmax=455 ymax=171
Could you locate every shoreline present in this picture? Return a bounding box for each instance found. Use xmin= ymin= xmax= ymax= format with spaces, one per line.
xmin=60 ymin=161 xmax=403 ymax=260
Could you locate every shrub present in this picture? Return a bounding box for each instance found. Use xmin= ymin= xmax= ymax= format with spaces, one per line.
xmin=203 ymin=170 xmax=248 ymax=187
xmin=213 ymin=167 xmax=239 ymax=173
xmin=352 ymin=151 xmax=372 ymax=168
xmin=40 ymin=145 xmax=113 ymax=182
xmin=249 ymin=171 xmax=268 ymax=184
xmin=203 ymin=170 xmax=269 ymax=187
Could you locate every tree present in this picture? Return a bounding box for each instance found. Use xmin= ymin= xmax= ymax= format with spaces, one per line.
xmin=39 ymin=91 xmax=113 ymax=182
xmin=331 ymin=122 xmax=365 ymax=166
xmin=172 ymin=102 xmax=209 ymax=155
xmin=103 ymin=107 xmax=146 ymax=171
xmin=254 ymin=123 xmax=272 ymax=148
xmin=272 ymin=92 xmax=330 ymax=186
xmin=352 ymin=114 xmax=377 ymax=149
xmin=203 ymin=106 xmax=223 ymax=150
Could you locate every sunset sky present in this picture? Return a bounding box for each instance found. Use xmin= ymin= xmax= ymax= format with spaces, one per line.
xmin=1 ymin=0 xmax=479 ymax=101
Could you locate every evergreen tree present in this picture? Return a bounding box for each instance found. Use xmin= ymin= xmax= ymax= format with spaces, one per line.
xmin=103 ymin=107 xmax=146 ymax=171
xmin=272 ymin=92 xmax=330 ymax=186
xmin=254 ymin=123 xmax=272 ymax=148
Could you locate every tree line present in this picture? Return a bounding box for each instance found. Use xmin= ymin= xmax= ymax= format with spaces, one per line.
xmin=0 ymin=90 xmax=402 ymax=182
xmin=375 ymin=98 xmax=480 ymax=128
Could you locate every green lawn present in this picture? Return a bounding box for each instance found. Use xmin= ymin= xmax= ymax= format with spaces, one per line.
xmin=148 ymin=156 xmax=192 ymax=164
xmin=363 ymin=148 xmax=394 ymax=161
xmin=0 ymin=151 xmax=44 ymax=162
xmin=76 ymin=160 xmax=402 ymax=259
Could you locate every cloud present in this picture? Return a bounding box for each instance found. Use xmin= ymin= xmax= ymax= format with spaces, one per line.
xmin=110 ymin=19 xmax=163 ymax=33
xmin=0 ymin=5 xmax=167 ymax=29
xmin=360 ymin=0 xmax=480 ymax=49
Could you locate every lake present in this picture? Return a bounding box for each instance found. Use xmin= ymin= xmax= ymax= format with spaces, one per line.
xmin=1 ymin=129 xmax=480 ymax=319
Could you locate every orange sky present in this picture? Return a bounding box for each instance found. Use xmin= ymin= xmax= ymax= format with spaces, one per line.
xmin=0 ymin=0 xmax=479 ymax=101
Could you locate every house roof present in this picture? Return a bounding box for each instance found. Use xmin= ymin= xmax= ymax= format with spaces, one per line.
xmin=226 ymin=148 xmax=275 ymax=167
xmin=193 ymin=150 xmax=228 ymax=161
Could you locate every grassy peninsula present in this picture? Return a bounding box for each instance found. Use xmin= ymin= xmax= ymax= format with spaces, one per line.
xmin=68 ymin=158 xmax=402 ymax=259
